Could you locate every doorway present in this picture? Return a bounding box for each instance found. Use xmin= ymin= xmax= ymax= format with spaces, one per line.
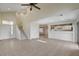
xmin=39 ymin=25 xmax=48 ymax=39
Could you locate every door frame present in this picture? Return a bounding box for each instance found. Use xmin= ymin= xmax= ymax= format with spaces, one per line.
xmin=39 ymin=24 xmax=48 ymax=38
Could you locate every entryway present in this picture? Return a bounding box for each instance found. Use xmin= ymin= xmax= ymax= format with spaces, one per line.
xmin=39 ymin=25 xmax=48 ymax=39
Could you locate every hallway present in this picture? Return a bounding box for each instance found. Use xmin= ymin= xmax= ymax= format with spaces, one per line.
xmin=0 ymin=38 xmax=78 ymax=56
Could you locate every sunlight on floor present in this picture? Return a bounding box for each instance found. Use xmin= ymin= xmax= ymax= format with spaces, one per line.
xmin=36 ymin=40 xmax=47 ymax=43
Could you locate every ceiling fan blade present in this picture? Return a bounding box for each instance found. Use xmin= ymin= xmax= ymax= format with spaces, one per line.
xmin=33 ymin=3 xmax=37 ymax=4
xmin=21 ymin=4 xmax=30 ymax=6
xmin=32 ymin=5 xmax=40 ymax=10
xmin=30 ymin=3 xmax=37 ymax=5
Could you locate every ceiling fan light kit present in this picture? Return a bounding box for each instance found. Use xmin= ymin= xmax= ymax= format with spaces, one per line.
xmin=21 ymin=3 xmax=41 ymax=11
xmin=16 ymin=3 xmax=41 ymax=16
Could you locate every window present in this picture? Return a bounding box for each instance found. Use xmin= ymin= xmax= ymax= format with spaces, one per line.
xmin=2 ymin=20 xmax=13 ymax=25
xmin=2 ymin=20 xmax=14 ymax=35
xmin=51 ymin=23 xmax=73 ymax=31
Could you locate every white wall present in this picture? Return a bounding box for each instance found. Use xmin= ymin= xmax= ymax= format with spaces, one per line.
xmin=77 ymin=22 xmax=79 ymax=42
xmin=0 ymin=24 xmax=11 ymax=40
xmin=48 ymin=22 xmax=75 ymax=42
xmin=48 ymin=21 xmax=78 ymax=42
xmin=76 ymin=14 xmax=79 ymax=43
xmin=15 ymin=25 xmax=28 ymax=40
xmin=30 ymin=23 xmax=39 ymax=39
xmin=15 ymin=25 xmax=20 ymax=40
xmin=48 ymin=30 xmax=73 ymax=41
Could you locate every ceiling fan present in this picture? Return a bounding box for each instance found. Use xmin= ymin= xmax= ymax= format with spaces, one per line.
xmin=21 ymin=3 xmax=40 ymax=11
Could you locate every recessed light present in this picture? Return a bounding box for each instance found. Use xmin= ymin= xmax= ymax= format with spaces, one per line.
xmin=60 ymin=14 xmax=63 ymax=16
xmin=8 ymin=8 xmax=11 ymax=10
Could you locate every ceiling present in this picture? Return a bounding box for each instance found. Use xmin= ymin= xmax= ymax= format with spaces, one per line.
xmin=21 ymin=3 xmax=79 ymax=22
xmin=0 ymin=3 xmax=79 ymax=12
xmin=0 ymin=3 xmax=79 ymax=22
xmin=0 ymin=3 xmax=22 ymax=12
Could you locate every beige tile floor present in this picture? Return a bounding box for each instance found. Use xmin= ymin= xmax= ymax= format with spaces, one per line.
xmin=0 ymin=38 xmax=79 ymax=56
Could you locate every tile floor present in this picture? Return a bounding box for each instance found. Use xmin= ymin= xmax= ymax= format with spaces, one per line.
xmin=0 ymin=38 xmax=78 ymax=56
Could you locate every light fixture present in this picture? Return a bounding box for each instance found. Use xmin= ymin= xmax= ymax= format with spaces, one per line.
xmin=8 ymin=8 xmax=11 ymax=11
xmin=60 ymin=14 xmax=63 ymax=16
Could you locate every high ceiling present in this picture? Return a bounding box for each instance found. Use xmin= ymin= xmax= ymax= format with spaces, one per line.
xmin=21 ymin=3 xmax=79 ymax=22
xmin=0 ymin=3 xmax=79 ymax=13
xmin=0 ymin=3 xmax=20 ymax=12
xmin=0 ymin=3 xmax=79 ymax=21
